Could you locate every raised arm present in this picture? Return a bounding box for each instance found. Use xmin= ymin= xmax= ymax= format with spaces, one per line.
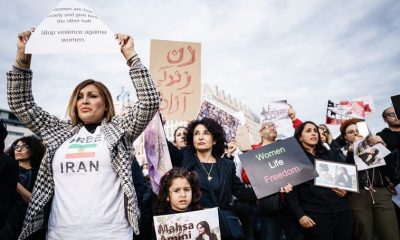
xmin=113 ymin=33 xmax=160 ymax=141
xmin=15 ymin=29 xmax=33 ymax=69
xmin=7 ymin=29 xmax=68 ymax=140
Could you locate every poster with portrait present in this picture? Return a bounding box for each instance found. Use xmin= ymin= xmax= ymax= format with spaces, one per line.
xmin=260 ymin=101 xmax=293 ymax=139
xmin=150 ymin=39 xmax=201 ymax=121
xmin=353 ymin=139 xmax=390 ymax=171
xmin=238 ymin=137 xmax=318 ymax=198
xmin=26 ymin=0 xmax=119 ymax=54
xmin=314 ymin=159 xmax=359 ymax=193
xmin=326 ymin=100 xmax=365 ymax=125
xmin=197 ymin=99 xmax=241 ymax=142
xmin=153 ymin=208 xmax=221 ymax=240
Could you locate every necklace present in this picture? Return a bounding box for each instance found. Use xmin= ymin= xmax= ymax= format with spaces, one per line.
xmin=200 ymin=162 xmax=214 ymax=181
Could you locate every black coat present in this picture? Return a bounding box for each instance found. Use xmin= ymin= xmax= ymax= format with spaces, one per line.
xmin=286 ymin=151 xmax=351 ymax=220
xmin=0 ymin=153 xmax=18 ymax=237
xmin=168 ymin=142 xmax=256 ymax=209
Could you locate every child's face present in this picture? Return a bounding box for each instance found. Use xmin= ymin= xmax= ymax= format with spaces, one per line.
xmin=167 ymin=177 xmax=192 ymax=212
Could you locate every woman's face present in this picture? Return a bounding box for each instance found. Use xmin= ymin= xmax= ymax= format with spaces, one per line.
xmin=343 ymin=124 xmax=359 ymax=144
xmin=76 ymin=84 xmax=106 ymax=124
xmin=197 ymin=224 xmax=205 ymax=235
xmin=193 ymin=124 xmax=215 ymax=153
xmin=300 ymin=123 xmax=319 ymax=150
xmin=167 ymin=177 xmax=192 ymax=212
xmin=14 ymin=140 xmax=31 ymax=161
xmin=318 ymin=128 xmax=327 ymax=143
xmin=174 ymin=128 xmax=188 ymax=149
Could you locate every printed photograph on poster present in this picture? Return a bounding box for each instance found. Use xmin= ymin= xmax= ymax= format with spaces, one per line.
xmin=153 ymin=208 xmax=220 ymax=240
xmin=326 ymin=100 xmax=365 ymax=125
xmin=314 ymin=159 xmax=359 ymax=193
xmin=353 ymin=138 xmax=390 ymax=171
xmin=260 ymin=101 xmax=293 ymax=139
xmin=197 ymin=100 xmax=240 ymax=142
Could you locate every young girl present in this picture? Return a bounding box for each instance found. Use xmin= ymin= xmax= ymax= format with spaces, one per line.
xmin=156 ymin=167 xmax=202 ymax=215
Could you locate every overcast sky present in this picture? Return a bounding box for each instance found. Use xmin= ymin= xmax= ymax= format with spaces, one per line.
xmin=1 ymin=0 xmax=399 ymax=137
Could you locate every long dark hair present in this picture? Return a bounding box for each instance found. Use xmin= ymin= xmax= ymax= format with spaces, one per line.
xmin=294 ymin=121 xmax=327 ymax=156
xmin=173 ymin=126 xmax=188 ymax=142
xmin=197 ymin=221 xmax=212 ymax=235
xmin=186 ymin=117 xmax=226 ymax=157
xmin=156 ymin=167 xmax=202 ymax=215
xmin=7 ymin=135 xmax=45 ymax=169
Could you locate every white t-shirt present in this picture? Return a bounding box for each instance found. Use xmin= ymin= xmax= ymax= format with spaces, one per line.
xmin=47 ymin=126 xmax=132 ymax=240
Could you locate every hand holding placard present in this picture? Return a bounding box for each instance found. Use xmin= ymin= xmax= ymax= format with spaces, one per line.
xmin=16 ymin=28 xmax=34 ymax=69
xmin=115 ymin=33 xmax=137 ymax=63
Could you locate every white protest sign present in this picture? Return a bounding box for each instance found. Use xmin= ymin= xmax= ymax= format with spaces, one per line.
xmin=153 ymin=208 xmax=221 ymax=240
xmin=260 ymin=101 xmax=293 ymax=139
xmin=26 ymin=0 xmax=119 ymax=54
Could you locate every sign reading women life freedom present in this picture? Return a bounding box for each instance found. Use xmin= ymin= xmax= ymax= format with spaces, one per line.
xmin=238 ymin=137 xmax=318 ymax=199
xmin=26 ymin=0 xmax=119 ymax=54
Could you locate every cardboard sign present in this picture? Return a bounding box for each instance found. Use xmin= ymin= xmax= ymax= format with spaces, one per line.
xmin=260 ymin=101 xmax=293 ymax=139
xmin=391 ymin=94 xmax=400 ymax=120
xmin=326 ymin=100 xmax=365 ymax=125
xmin=238 ymin=137 xmax=318 ymax=198
xmin=150 ymin=39 xmax=201 ymax=121
xmin=314 ymin=159 xmax=359 ymax=193
xmin=197 ymin=100 xmax=241 ymax=142
xmin=153 ymin=208 xmax=221 ymax=240
xmin=353 ymin=139 xmax=389 ymax=171
xmin=236 ymin=125 xmax=253 ymax=152
xmin=26 ymin=0 xmax=119 ymax=54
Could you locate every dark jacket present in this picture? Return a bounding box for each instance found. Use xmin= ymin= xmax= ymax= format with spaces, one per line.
xmin=377 ymin=128 xmax=400 ymax=184
xmin=168 ymin=143 xmax=256 ymax=210
xmin=286 ymin=151 xmax=351 ymax=220
xmin=0 ymin=153 xmax=19 ymax=238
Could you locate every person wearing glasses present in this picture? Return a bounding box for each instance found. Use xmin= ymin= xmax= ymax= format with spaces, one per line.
xmin=377 ymin=107 xmax=400 ymax=229
xmin=6 ymin=136 xmax=45 ymax=238
xmin=241 ymin=120 xmax=298 ymax=240
xmin=340 ymin=118 xmax=399 ymax=240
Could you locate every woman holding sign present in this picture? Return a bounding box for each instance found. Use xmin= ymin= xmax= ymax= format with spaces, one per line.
xmin=339 ymin=118 xmax=399 ymax=240
xmin=169 ymin=117 xmax=256 ymax=240
xmin=286 ymin=121 xmax=354 ymax=240
xmin=7 ymin=29 xmax=159 ymax=240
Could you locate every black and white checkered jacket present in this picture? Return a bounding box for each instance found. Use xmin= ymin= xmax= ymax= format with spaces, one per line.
xmin=7 ymin=67 xmax=160 ymax=239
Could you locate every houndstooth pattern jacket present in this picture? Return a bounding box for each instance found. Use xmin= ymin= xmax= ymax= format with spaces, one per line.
xmin=7 ymin=67 xmax=160 ymax=239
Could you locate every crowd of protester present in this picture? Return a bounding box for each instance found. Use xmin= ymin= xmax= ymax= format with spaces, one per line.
xmin=0 ymin=29 xmax=399 ymax=240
